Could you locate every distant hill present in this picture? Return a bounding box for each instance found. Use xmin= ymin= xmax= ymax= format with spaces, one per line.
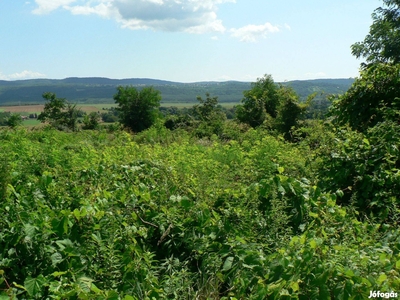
xmin=0 ymin=77 xmax=354 ymax=106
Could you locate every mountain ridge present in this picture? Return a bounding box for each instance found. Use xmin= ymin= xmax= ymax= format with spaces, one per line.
xmin=0 ymin=77 xmax=354 ymax=105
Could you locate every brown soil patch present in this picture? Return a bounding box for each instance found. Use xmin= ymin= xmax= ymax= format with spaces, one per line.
xmin=79 ymin=106 xmax=102 ymax=112
xmin=1 ymin=105 xmax=44 ymax=113
xmin=1 ymin=105 xmax=102 ymax=114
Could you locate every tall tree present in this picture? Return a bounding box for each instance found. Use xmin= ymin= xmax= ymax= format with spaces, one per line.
xmin=38 ymin=92 xmax=80 ymax=131
xmin=236 ymin=74 xmax=279 ymax=127
xmin=192 ymin=93 xmax=226 ymax=137
xmin=351 ymin=0 xmax=400 ymax=64
xmin=274 ymin=86 xmax=313 ymax=139
xmin=330 ymin=63 xmax=400 ymax=132
xmin=114 ymin=86 xmax=161 ymax=132
xmin=236 ymin=75 xmax=312 ymax=138
xmin=6 ymin=113 xmax=23 ymax=128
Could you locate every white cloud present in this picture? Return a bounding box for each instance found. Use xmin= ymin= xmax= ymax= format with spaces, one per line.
xmin=0 ymin=70 xmax=46 ymax=80
xmin=284 ymin=23 xmax=291 ymax=30
xmin=32 ymin=0 xmax=77 ymax=14
xmin=65 ymin=2 xmax=115 ymax=18
xmin=33 ymin=0 xmax=235 ymax=33
xmin=230 ymin=22 xmax=280 ymax=42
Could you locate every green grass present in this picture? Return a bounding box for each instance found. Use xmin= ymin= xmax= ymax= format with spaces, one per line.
xmin=78 ymin=104 xmax=116 ymax=111
xmin=160 ymin=101 xmax=239 ymax=108
xmin=22 ymin=119 xmax=41 ymax=127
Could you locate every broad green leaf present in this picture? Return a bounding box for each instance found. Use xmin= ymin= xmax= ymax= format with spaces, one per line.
xmin=73 ymin=209 xmax=81 ymax=220
xmin=90 ymin=283 xmax=102 ymax=294
xmin=222 ymin=257 xmax=234 ymax=272
xmin=51 ymin=252 xmax=63 ymax=267
xmin=180 ymin=197 xmax=193 ymax=209
xmin=396 ymin=260 xmax=400 ymax=270
xmin=24 ymin=275 xmax=47 ymax=297
xmin=290 ymin=281 xmax=299 ymax=292
xmin=24 ymin=224 xmax=36 ymax=238
xmin=0 ymin=294 xmax=12 ymax=300
xmin=309 ymin=239 xmax=317 ymax=249
xmin=377 ymin=273 xmax=387 ymax=284
xmin=309 ymin=212 xmax=318 ymax=218
xmin=344 ymin=269 xmax=354 ymax=278
xmin=78 ymin=277 xmax=94 ymax=293
xmin=106 ymin=290 xmax=119 ymax=300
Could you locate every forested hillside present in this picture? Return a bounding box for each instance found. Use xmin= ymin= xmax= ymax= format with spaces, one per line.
xmin=0 ymin=77 xmax=353 ymax=106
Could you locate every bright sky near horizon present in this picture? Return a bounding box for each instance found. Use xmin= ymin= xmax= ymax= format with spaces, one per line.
xmin=1 ymin=0 xmax=380 ymax=82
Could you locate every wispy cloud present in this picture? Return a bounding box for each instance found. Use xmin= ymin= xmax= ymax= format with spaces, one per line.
xmin=33 ymin=0 xmax=235 ymax=33
xmin=32 ymin=0 xmax=77 ymax=14
xmin=230 ymin=22 xmax=280 ymax=42
xmin=0 ymin=70 xmax=46 ymax=80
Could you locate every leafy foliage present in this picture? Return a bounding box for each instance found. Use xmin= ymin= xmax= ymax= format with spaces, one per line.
xmin=38 ymin=92 xmax=81 ymax=131
xmin=114 ymin=86 xmax=161 ymax=132
xmin=330 ymin=63 xmax=400 ymax=132
xmin=274 ymin=86 xmax=314 ymax=139
xmin=0 ymin=126 xmax=398 ymax=299
xmin=317 ymin=121 xmax=400 ymax=221
xmin=236 ymin=74 xmax=278 ymax=127
xmin=82 ymin=112 xmax=101 ymax=130
xmin=192 ymin=93 xmax=227 ymax=138
xmin=351 ymin=0 xmax=400 ymax=64
xmin=5 ymin=113 xmax=23 ymax=128
xmin=236 ymin=75 xmax=313 ymax=139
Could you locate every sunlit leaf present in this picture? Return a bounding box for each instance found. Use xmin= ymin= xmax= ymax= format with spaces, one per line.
xmin=222 ymin=257 xmax=234 ymax=272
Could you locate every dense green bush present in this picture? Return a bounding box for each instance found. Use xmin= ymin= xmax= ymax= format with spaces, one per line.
xmin=0 ymin=127 xmax=398 ymax=299
xmin=114 ymin=86 xmax=162 ymax=132
xmin=330 ymin=63 xmax=400 ymax=132
xmin=317 ymin=121 xmax=400 ymax=222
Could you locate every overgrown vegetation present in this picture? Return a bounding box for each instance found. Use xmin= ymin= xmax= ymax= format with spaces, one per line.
xmin=1 ymin=1 xmax=400 ymax=299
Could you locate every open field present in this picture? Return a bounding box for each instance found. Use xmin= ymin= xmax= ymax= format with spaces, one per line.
xmin=0 ymin=102 xmax=239 ymax=128
xmin=0 ymin=104 xmax=112 ymax=114
xmin=0 ymin=105 xmax=44 ymax=114
xmin=0 ymin=102 xmax=239 ymax=114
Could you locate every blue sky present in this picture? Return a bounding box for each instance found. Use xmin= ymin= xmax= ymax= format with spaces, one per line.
xmin=0 ymin=0 xmax=379 ymax=82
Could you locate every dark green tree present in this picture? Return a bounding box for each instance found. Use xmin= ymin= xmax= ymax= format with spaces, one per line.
xmin=274 ymin=86 xmax=313 ymax=139
xmin=193 ymin=93 xmax=224 ymax=122
xmin=38 ymin=92 xmax=80 ymax=131
xmin=236 ymin=75 xmax=280 ymax=127
xmin=351 ymin=0 xmax=400 ymax=64
xmin=114 ymin=86 xmax=161 ymax=132
xmin=330 ymin=63 xmax=400 ymax=132
xmin=236 ymin=75 xmax=312 ymax=138
xmin=82 ymin=112 xmax=101 ymax=130
xmin=0 ymin=112 xmax=11 ymax=126
xmin=6 ymin=113 xmax=23 ymax=128
xmin=192 ymin=93 xmax=226 ymax=137
xmin=235 ymin=96 xmax=266 ymax=128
